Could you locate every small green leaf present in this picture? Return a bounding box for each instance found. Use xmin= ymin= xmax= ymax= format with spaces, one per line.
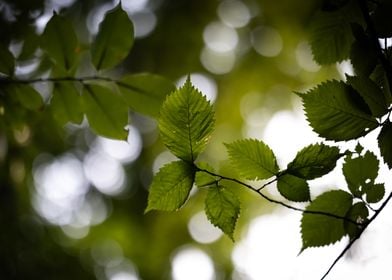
xmin=82 ymin=84 xmax=128 ymax=140
xmin=277 ymin=174 xmax=310 ymax=202
xmin=366 ymin=183 xmax=385 ymax=204
xmin=50 ymin=82 xmax=83 ymax=125
xmin=0 ymin=44 xmax=15 ymax=76
xmin=91 ymin=4 xmax=134 ymax=70
xmin=299 ymin=80 xmax=378 ymax=141
xmin=195 ymin=162 xmax=217 ymax=188
xmin=301 ymin=190 xmax=352 ymax=250
xmin=344 ymin=202 xmax=368 ymax=240
xmin=117 ymin=73 xmax=175 ymax=117
xmin=287 ymin=143 xmax=341 ymax=179
xmin=343 ymin=151 xmax=379 ymax=197
xmin=6 ymin=84 xmax=43 ymax=110
xmin=225 ymin=139 xmax=279 ymax=180
xmin=378 ymin=122 xmax=392 ymax=169
xmin=159 ymin=77 xmax=215 ymax=162
xmin=309 ymin=1 xmax=362 ymax=64
xmin=205 ymin=185 xmax=240 ymax=240
xmin=41 ymin=13 xmax=79 ymax=71
xmin=346 ymin=75 xmax=388 ymax=118
xmin=146 ymin=161 xmax=195 ymax=212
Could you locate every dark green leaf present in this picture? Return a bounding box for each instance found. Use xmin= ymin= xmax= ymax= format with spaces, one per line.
xmin=159 ymin=77 xmax=214 ymax=162
xmin=378 ymin=122 xmax=392 ymax=169
xmin=287 ymin=143 xmax=341 ymax=179
xmin=366 ymin=183 xmax=385 ymax=204
xmin=350 ymin=29 xmax=377 ymax=76
xmin=146 ymin=161 xmax=195 ymax=212
xmin=117 ymin=73 xmax=175 ymax=117
xmin=41 ymin=13 xmax=79 ymax=71
xmin=346 ymin=75 xmax=388 ymax=118
xmin=277 ymin=174 xmax=310 ymax=202
xmin=195 ymin=162 xmax=217 ymax=188
xmin=91 ymin=4 xmax=134 ymax=70
xmin=6 ymin=84 xmax=43 ymax=110
xmin=205 ymin=185 xmax=240 ymax=240
xmin=50 ymin=82 xmax=83 ymax=125
xmin=301 ymin=190 xmax=352 ymax=250
xmin=82 ymin=84 xmax=128 ymax=140
xmin=225 ymin=139 xmax=279 ymax=180
xmin=343 ymin=151 xmax=379 ymax=197
xmin=344 ymin=202 xmax=368 ymax=240
xmin=18 ymin=29 xmax=40 ymax=61
xmin=372 ymin=1 xmax=392 ymax=38
xmin=371 ymin=64 xmax=392 ymax=105
xmin=0 ymin=44 xmax=14 ymax=75
xmin=299 ymin=80 xmax=378 ymax=140
xmin=309 ymin=1 xmax=362 ymax=64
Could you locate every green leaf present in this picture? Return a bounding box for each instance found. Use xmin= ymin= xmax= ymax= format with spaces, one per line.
xmin=6 ymin=84 xmax=43 ymax=110
xmin=299 ymin=80 xmax=378 ymax=141
xmin=344 ymin=202 xmax=368 ymax=240
xmin=287 ymin=143 xmax=341 ymax=179
xmin=343 ymin=151 xmax=379 ymax=197
xmin=117 ymin=73 xmax=175 ymax=117
xmin=366 ymin=183 xmax=385 ymax=204
xmin=378 ymin=122 xmax=392 ymax=169
xmin=277 ymin=174 xmax=310 ymax=202
xmin=195 ymin=162 xmax=217 ymax=188
xmin=159 ymin=77 xmax=214 ymax=162
xmin=372 ymin=1 xmax=392 ymax=38
xmin=91 ymin=4 xmax=134 ymax=70
xmin=146 ymin=161 xmax=195 ymax=212
xmin=82 ymin=84 xmax=128 ymax=140
xmin=301 ymin=190 xmax=352 ymax=250
xmin=225 ymin=139 xmax=279 ymax=180
xmin=0 ymin=44 xmax=15 ymax=76
xmin=205 ymin=185 xmax=240 ymax=240
xmin=18 ymin=28 xmax=40 ymax=61
xmin=50 ymin=82 xmax=83 ymax=125
xmin=41 ymin=12 xmax=79 ymax=71
xmin=309 ymin=1 xmax=362 ymax=64
xmin=346 ymin=75 xmax=388 ymax=118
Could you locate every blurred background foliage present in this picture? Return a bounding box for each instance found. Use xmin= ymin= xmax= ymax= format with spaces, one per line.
xmin=0 ymin=0 xmax=344 ymax=279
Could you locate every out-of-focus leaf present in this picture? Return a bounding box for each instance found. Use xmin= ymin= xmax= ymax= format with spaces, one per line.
xmin=0 ymin=44 xmax=15 ymax=76
xmin=6 ymin=84 xmax=43 ymax=111
xmin=91 ymin=4 xmax=134 ymax=70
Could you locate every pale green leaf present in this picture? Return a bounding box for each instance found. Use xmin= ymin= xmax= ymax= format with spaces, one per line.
xmin=277 ymin=174 xmax=310 ymax=202
xmin=378 ymin=122 xmax=392 ymax=169
xmin=91 ymin=4 xmax=134 ymax=70
xmin=346 ymin=75 xmax=388 ymax=118
xmin=366 ymin=183 xmax=385 ymax=204
xmin=225 ymin=139 xmax=279 ymax=180
xmin=344 ymin=202 xmax=369 ymax=240
xmin=50 ymin=82 xmax=83 ymax=125
xmin=159 ymin=77 xmax=215 ymax=162
xmin=41 ymin=13 xmax=79 ymax=71
xmin=82 ymin=84 xmax=128 ymax=140
xmin=287 ymin=143 xmax=341 ymax=179
xmin=205 ymin=185 xmax=240 ymax=240
xmin=299 ymin=80 xmax=378 ymax=141
xmin=301 ymin=190 xmax=352 ymax=250
xmin=195 ymin=162 xmax=217 ymax=188
xmin=117 ymin=73 xmax=175 ymax=117
xmin=146 ymin=161 xmax=195 ymax=212
xmin=0 ymin=44 xmax=14 ymax=76
xmin=343 ymin=151 xmax=379 ymax=197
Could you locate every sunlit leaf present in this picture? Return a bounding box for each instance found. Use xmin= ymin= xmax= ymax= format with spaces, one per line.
xmin=195 ymin=162 xmax=217 ymax=188
xmin=146 ymin=161 xmax=195 ymax=212
xmin=343 ymin=151 xmax=379 ymax=197
xmin=225 ymin=139 xmax=279 ymax=180
xmin=301 ymin=190 xmax=352 ymax=250
xmin=50 ymin=82 xmax=83 ymax=125
xmin=82 ymin=84 xmax=128 ymax=140
xmin=366 ymin=183 xmax=385 ymax=204
xmin=346 ymin=75 xmax=388 ymax=118
xmin=277 ymin=174 xmax=310 ymax=202
xmin=344 ymin=202 xmax=368 ymax=240
xmin=287 ymin=143 xmax=341 ymax=179
xmin=41 ymin=12 xmax=79 ymax=71
xmin=91 ymin=4 xmax=134 ymax=70
xmin=299 ymin=80 xmax=378 ymax=141
xmin=378 ymin=122 xmax=392 ymax=169
xmin=159 ymin=77 xmax=214 ymax=162
xmin=117 ymin=73 xmax=175 ymax=117
xmin=205 ymin=185 xmax=240 ymax=240
xmin=0 ymin=44 xmax=14 ymax=76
